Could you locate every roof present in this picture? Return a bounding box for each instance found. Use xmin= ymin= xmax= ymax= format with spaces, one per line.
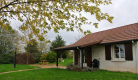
xmin=53 ymin=22 xmax=138 ymax=51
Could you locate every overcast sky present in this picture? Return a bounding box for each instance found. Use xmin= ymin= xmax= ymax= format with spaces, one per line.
xmin=11 ymin=0 xmax=138 ymax=45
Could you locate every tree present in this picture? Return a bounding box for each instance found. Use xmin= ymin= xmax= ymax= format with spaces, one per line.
xmin=0 ymin=0 xmax=114 ymax=40
xmin=0 ymin=24 xmax=20 ymax=64
xmin=25 ymin=39 xmax=40 ymax=63
xmin=50 ymin=35 xmax=67 ymax=58
xmin=50 ymin=35 xmax=66 ymax=50
xmin=25 ymin=39 xmax=39 ymax=53
xmin=0 ymin=25 xmax=20 ymax=54
xmin=38 ymin=38 xmax=50 ymax=54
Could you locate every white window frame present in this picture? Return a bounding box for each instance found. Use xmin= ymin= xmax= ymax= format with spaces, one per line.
xmin=111 ymin=44 xmax=126 ymax=61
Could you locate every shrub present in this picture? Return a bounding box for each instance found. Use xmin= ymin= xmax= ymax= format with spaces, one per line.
xmin=67 ymin=53 xmax=73 ymax=59
xmin=66 ymin=63 xmax=95 ymax=72
xmin=28 ymin=54 xmax=36 ymax=64
xmin=46 ymin=51 xmax=56 ymax=63
xmin=85 ymin=67 xmax=93 ymax=72
xmin=40 ymin=53 xmax=47 ymax=61
xmin=16 ymin=53 xmax=27 ymax=64
xmin=0 ymin=53 xmax=14 ymax=64
xmin=66 ymin=63 xmax=82 ymax=71
xmin=62 ymin=52 xmax=67 ymax=59
xmin=66 ymin=63 xmax=73 ymax=70
xmin=33 ymin=53 xmax=42 ymax=63
xmin=16 ymin=53 xmax=35 ymax=64
xmin=72 ymin=65 xmax=82 ymax=71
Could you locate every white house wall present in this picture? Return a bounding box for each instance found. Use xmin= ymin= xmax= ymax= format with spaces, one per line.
xmin=92 ymin=44 xmax=137 ymax=73
xmin=136 ymin=41 xmax=138 ymax=73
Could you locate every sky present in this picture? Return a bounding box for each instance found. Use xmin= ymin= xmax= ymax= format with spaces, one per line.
xmin=11 ymin=0 xmax=138 ymax=45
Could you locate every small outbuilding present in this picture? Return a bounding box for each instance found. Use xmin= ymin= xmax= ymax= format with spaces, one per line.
xmin=53 ymin=22 xmax=138 ymax=73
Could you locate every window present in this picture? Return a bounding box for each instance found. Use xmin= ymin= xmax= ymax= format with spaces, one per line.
xmin=105 ymin=43 xmax=133 ymax=61
xmin=113 ymin=44 xmax=125 ymax=58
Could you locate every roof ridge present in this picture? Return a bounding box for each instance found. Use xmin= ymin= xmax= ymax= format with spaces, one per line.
xmin=90 ymin=22 xmax=138 ymax=35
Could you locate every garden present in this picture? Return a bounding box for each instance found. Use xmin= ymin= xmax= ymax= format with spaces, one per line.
xmin=0 ymin=67 xmax=138 ymax=80
xmin=0 ymin=27 xmax=138 ymax=80
xmin=0 ymin=57 xmax=138 ymax=80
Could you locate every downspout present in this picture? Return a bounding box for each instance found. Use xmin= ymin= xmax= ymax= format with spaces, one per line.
xmin=135 ymin=41 xmax=138 ymax=73
xmin=77 ymin=47 xmax=82 ymax=68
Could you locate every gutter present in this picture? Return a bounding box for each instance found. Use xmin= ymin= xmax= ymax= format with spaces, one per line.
xmin=52 ymin=46 xmax=81 ymax=51
xmin=101 ymin=39 xmax=138 ymax=45
xmin=135 ymin=41 xmax=138 ymax=73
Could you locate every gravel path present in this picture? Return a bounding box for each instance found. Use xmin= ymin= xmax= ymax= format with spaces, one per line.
xmin=30 ymin=64 xmax=66 ymax=69
xmin=0 ymin=69 xmax=35 ymax=74
xmin=0 ymin=64 xmax=66 ymax=74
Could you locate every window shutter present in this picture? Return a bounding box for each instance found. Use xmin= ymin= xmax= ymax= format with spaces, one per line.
xmin=87 ymin=46 xmax=92 ymax=67
xmin=125 ymin=43 xmax=133 ymax=60
xmin=105 ymin=45 xmax=111 ymax=60
xmin=74 ymin=50 xmax=79 ymax=65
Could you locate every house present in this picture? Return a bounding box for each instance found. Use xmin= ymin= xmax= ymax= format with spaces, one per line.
xmin=53 ymin=22 xmax=138 ymax=73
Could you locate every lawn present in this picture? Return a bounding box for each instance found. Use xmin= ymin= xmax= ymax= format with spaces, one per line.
xmin=0 ymin=64 xmax=40 ymax=73
xmin=50 ymin=58 xmax=73 ymax=66
xmin=0 ymin=68 xmax=138 ymax=80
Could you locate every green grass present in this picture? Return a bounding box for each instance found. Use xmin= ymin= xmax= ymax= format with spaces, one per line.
xmin=0 ymin=68 xmax=138 ymax=80
xmin=0 ymin=64 xmax=40 ymax=73
xmin=50 ymin=58 xmax=73 ymax=66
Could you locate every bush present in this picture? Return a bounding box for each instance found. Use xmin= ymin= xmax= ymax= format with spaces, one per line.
xmin=66 ymin=63 xmax=73 ymax=70
xmin=62 ymin=52 xmax=67 ymax=59
xmin=69 ymin=54 xmax=73 ymax=58
xmin=40 ymin=53 xmax=47 ymax=61
xmin=33 ymin=53 xmax=42 ymax=63
xmin=66 ymin=63 xmax=82 ymax=71
xmin=16 ymin=53 xmax=35 ymax=64
xmin=66 ymin=63 xmax=94 ymax=72
xmin=46 ymin=51 xmax=56 ymax=63
xmin=67 ymin=53 xmax=73 ymax=59
xmin=85 ymin=67 xmax=93 ymax=72
xmin=0 ymin=53 xmax=14 ymax=64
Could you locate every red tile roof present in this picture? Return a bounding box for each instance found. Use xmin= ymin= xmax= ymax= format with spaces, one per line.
xmin=53 ymin=22 xmax=138 ymax=50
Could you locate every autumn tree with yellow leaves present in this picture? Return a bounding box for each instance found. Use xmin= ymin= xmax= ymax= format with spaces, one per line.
xmin=0 ymin=0 xmax=113 ymax=40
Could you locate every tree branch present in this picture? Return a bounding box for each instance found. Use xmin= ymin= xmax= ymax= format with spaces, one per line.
xmin=0 ymin=0 xmax=55 ymax=10
xmin=14 ymin=0 xmax=55 ymax=5
xmin=0 ymin=7 xmax=68 ymax=18
xmin=0 ymin=0 xmax=17 ymax=11
xmin=21 ymin=12 xmax=30 ymax=24
xmin=36 ymin=3 xmax=68 ymax=18
xmin=0 ymin=0 xmax=70 ymax=18
xmin=0 ymin=11 xmax=39 ymax=13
